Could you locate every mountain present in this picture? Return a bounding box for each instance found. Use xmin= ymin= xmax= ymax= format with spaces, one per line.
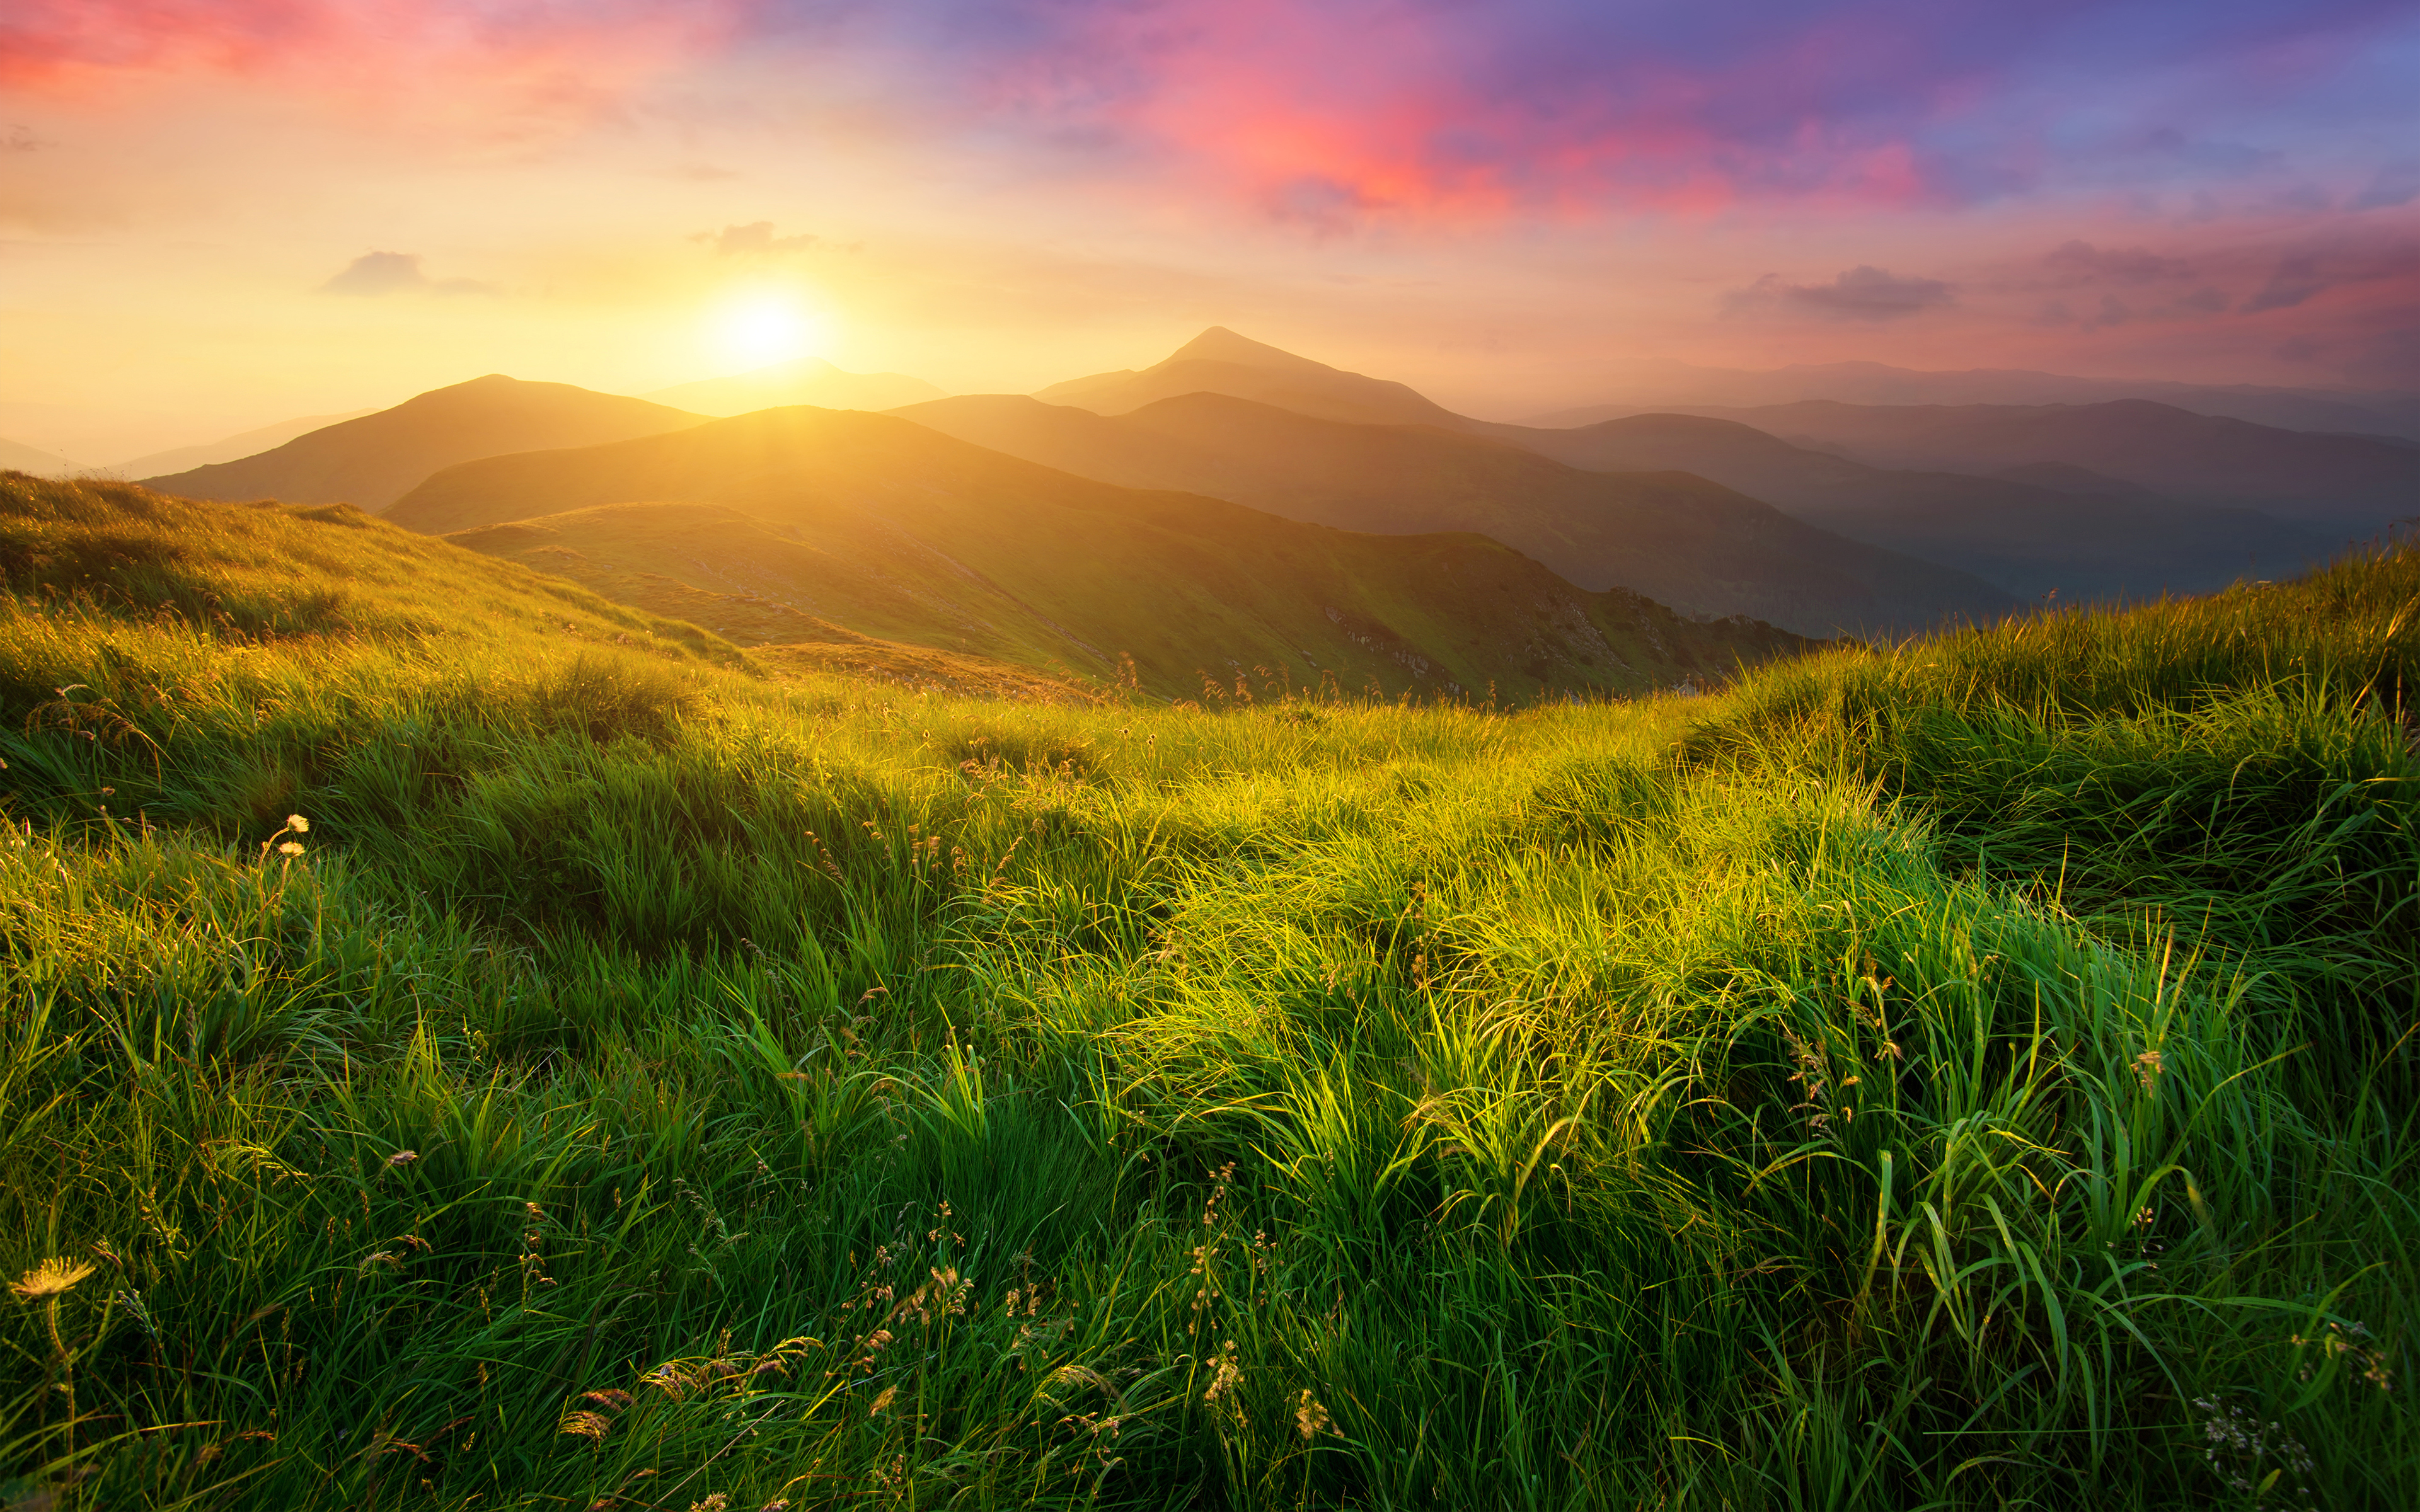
xmin=644 ymin=357 xmax=947 ymax=416
xmin=141 ymin=376 xmax=708 ymax=511
xmin=1526 ymin=359 xmax=2420 ymax=441
xmin=1035 ymin=327 xmax=1468 ymax=428
xmin=0 ymin=436 xmax=82 ymax=476
xmin=385 ymin=405 xmax=1811 ymax=701
xmin=112 ymin=410 xmax=381 ymax=478
xmin=892 ymin=391 xmax=2014 ymax=637
xmin=1019 ymin=329 xmax=2349 ymax=612
xmin=1475 ymin=412 xmax=2339 ymax=602
xmin=1657 ymin=400 xmax=2420 ymax=528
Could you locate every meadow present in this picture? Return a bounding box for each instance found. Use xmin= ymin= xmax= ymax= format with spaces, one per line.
xmin=1 ymin=472 xmax=2414 ymax=1509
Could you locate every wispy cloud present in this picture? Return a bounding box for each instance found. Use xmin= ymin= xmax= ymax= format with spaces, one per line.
xmin=2043 ymin=241 xmax=2188 ymax=284
xmin=319 ymin=252 xmax=495 ymax=296
xmin=691 ymin=220 xmax=819 ymax=255
xmin=1728 ymin=265 xmax=1956 ymax=322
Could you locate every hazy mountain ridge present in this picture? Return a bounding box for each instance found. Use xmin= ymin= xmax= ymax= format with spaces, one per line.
xmin=140 ymin=376 xmax=709 ymax=511
xmin=0 ymin=435 xmax=82 ymax=476
xmin=386 ymin=404 xmax=1809 ymax=701
xmin=1528 ymin=358 xmax=2420 ymax=440
xmin=1473 ymin=411 xmax=2343 ymax=600
xmin=113 ymin=409 xmax=381 ymax=478
xmin=1648 ymin=399 xmax=2420 ymax=527
xmin=998 ymin=328 xmax=2380 ymax=605
xmin=896 ymin=391 xmax=2016 ymax=636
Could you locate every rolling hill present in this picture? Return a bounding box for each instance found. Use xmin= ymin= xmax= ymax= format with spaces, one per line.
xmin=644 ymin=357 xmax=947 ymax=416
xmin=1644 ymin=399 xmax=2420 ymax=527
xmin=893 ymin=391 xmax=2015 ymax=636
xmin=140 ymin=375 xmax=708 ymax=510
xmin=1473 ymin=411 xmax=2341 ymax=601
xmin=386 ymin=405 xmax=1811 ymax=700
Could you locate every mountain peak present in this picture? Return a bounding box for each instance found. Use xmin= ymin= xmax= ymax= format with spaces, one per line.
xmin=1158 ymin=327 xmax=1337 ymax=376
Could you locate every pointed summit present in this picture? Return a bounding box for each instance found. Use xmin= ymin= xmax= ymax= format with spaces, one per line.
xmin=1033 ymin=329 xmax=1468 ymax=430
xmin=1160 ymin=326 xmax=1339 ymax=377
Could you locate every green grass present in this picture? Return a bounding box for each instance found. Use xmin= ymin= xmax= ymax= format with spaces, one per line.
xmin=2 ymin=472 xmax=2414 ymax=1509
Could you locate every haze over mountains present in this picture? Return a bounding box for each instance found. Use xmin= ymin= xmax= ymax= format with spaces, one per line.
xmin=1530 ymin=359 xmax=2420 ymax=442
xmin=948 ymin=327 xmax=2373 ymax=604
xmin=20 ymin=323 xmax=2405 ymax=701
xmin=1654 ymin=400 xmax=2420 ymax=527
xmin=1482 ymin=412 xmax=2341 ymax=600
xmin=643 ymin=357 xmax=947 ymax=416
xmin=895 ymin=391 xmax=2014 ymax=636
xmin=114 ymin=410 xmax=380 ymax=479
xmin=140 ymin=377 xmax=706 ymax=511
xmin=386 ymin=406 xmax=1802 ymax=700
xmin=0 ymin=436 xmax=80 ymax=476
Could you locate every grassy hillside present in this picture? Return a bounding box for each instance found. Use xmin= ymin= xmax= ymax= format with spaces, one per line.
xmin=141 ymin=377 xmax=708 ymax=512
xmin=1483 ymin=411 xmax=2339 ymax=602
xmin=391 ymin=407 xmax=1806 ymax=701
xmin=3 ymin=470 xmax=2414 ymax=1509
xmin=895 ymin=392 xmax=2015 ymax=637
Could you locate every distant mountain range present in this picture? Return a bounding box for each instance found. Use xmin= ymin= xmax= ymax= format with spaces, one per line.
xmin=1637 ymin=401 xmax=2420 ymax=529
xmin=894 ymin=391 xmax=2014 ymax=637
xmin=645 ymin=357 xmax=947 ymax=416
xmin=141 ymin=377 xmax=707 ymax=510
xmin=1528 ymin=358 xmax=2420 ymax=442
xmin=982 ymin=329 xmax=2361 ymax=607
xmin=0 ymin=435 xmax=81 ymax=476
xmin=1475 ymin=412 xmax=2344 ymax=601
xmin=386 ymin=407 xmax=1805 ymax=701
xmin=113 ymin=410 xmax=379 ymax=478
xmin=78 ymin=328 xmax=2414 ymax=690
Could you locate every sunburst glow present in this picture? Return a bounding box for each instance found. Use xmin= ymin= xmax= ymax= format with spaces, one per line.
xmin=712 ymin=293 xmax=820 ymax=369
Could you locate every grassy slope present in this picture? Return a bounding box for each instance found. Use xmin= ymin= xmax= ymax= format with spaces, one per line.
xmin=3 ymin=470 xmax=2415 ymax=1510
xmin=894 ymin=393 xmax=2015 ymax=637
xmin=391 ymin=409 xmax=1804 ymax=701
xmin=141 ymin=377 xmax=708 ymax=512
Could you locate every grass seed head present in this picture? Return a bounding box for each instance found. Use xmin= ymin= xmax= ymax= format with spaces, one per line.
xmin=1296 ymin=1389 xmax=1332 ymax=1440
xmin=559 ymin=1411 xmax=610 ymax=1443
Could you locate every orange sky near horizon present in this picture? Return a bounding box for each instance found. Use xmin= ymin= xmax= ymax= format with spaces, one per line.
xmin=4 ymin=0 xmax=2419 ymax=461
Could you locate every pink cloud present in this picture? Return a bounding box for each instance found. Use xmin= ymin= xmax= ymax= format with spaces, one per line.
xmin=0 ymin=0 xmax=749 ymax=138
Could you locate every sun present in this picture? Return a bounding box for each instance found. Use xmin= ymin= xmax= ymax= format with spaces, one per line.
xmin=712 ymin=291 xmax=821 ymax=369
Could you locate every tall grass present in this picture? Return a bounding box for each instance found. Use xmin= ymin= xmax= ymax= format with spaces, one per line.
xmin=2 ymin=473 xmax=2414 ymax=1509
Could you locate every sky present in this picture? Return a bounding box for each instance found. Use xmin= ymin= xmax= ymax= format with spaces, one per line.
xmin=4 ymin=0 xmax=2419 ymax=458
